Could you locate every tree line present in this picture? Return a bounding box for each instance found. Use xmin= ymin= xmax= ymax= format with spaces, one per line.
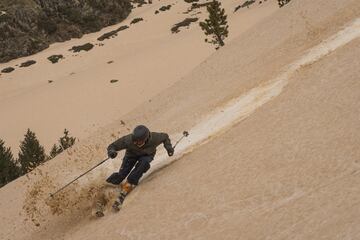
xmin=0 ymin=129 xmax=76 ymax=187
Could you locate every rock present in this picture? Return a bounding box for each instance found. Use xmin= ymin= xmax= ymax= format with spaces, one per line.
xmin=20 ymin=60 xmax=36 ymax=68
xmin=70 ymin=43 xmax=94 ymax=53
xmin=47 ymin=55 xmax=64 ymax=64
xmin=110 ymin=79 xmax=119 ymax=83
xmin=97 ymin=25 xmax=128 ymax=41
xmin=159 ymin=5 xmax=172 ymax=11
xmin=1 ymin=67 xmax=15 ymax=73
xmin=117 ymin=25 xmax=129 ymax=32
xmin=0 ymin=0 xmax=133 ymax=63
xmin=130 ymin=18 xmax=143 ymax=24
xmin=171 ymin=18 xmax=198 ymax=33
xmin=98 ymin=30 xmax=119 ymax=41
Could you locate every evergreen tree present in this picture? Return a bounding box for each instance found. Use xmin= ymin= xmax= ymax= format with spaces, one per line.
xmin=49 ymin=144 xmax=62 ymax=159
xmin=199 ymin=0 xmax=229 ymax=49
xmin=18 ymin=129 xmax=46 ymax=174
xmin=0 ymin=139 xmax=20 ymax=187
xmin=49 ymin=129 xmax=76 ymax=159
xmin=59 ymin=129 xmax=76 ymax=150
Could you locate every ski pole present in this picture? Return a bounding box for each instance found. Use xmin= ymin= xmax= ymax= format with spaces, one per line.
xmin=173 ymin=131 xmax=189 ymax=150
xmin=49 ymin=157 xmax=110 ymax=198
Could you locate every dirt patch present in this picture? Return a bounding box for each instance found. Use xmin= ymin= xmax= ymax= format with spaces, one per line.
xmin=23 ymin=171 xmax=56 ymax=227
xmin=43 ymin=176 xmax=116 ymax=218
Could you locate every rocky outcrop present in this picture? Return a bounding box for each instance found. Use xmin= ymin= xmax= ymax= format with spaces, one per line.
xmin=0 ymin=0 xmax=132 ymax=63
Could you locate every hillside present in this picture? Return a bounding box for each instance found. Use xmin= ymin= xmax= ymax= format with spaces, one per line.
xmin=0 ymin=0 xmax=277 ymax=154
xmin=0 ymin=0 xmax=360 ymax=239
xmin=0 ymin=0 xmax=132 ymax=62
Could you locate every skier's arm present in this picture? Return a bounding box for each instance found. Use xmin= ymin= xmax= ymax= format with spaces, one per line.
xmin=160 ymin=133 xmax=174 ymax=156
xmin=107 ymin=136 xmax=127 ymax=158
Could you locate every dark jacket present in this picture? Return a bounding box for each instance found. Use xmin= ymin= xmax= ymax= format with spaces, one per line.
xmin=107 ymin=132 xmax=173 ymax=158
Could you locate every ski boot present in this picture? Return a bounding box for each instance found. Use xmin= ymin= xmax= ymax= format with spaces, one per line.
xmin=94 ymin=202 xmax=105 ymax=217
xmin=95 ymin=210 xmax=105 ymax=218
xmin=112 ymin=181 xmax=135 ymax=212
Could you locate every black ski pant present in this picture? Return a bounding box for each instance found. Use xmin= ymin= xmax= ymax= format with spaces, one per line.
xmin=106 ymin=155 xmax=153 ymax=185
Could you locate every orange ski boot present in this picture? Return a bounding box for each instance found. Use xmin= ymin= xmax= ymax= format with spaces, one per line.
xmin=112 ymin=181 xmax=135 ymax=212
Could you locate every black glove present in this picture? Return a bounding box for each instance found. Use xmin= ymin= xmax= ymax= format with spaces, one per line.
xmin=167 ymin=147 xmax=174 ymax=157
xmin=108 ymin=148 xmax=118 ymax=159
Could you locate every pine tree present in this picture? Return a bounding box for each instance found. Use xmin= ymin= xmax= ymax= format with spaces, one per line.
xmin=199 ymin=0 xmax=229 ymax=49
xmin=59 ymin=129 xmax=76 ymax=150
xmin=18 ymin=129 xmax=46 ymax=174
xmin=49 ymin=144 xmax=62 ymax=159
xmin=0 ymin=139 xmax=20 ymax=187
xmin=49 ymin=129 xmax=76 ymax=159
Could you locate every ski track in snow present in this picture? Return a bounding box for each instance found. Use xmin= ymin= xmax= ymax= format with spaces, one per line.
xmin=98 ymin=18 xmax=360 ymax=182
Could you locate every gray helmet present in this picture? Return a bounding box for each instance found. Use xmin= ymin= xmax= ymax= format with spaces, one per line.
xmin=132 ymin=125 xmax=150 ymax=143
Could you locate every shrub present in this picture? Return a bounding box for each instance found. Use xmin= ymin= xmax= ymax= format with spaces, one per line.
xmin=1 ymin=67 xmax=15 ymax=73
xmin=278 ymin=0 xmax=291 ymax=8
xmin=159 ymin=5 xmax=171 ymax=11
xmin=20 ymin=60 xmax=36 ymax=68
xmin=70 ymin=43 xmax=94 ymax=52
xmin=234 ymin=0 xmax=256 ymax=12
xmin=47 ymin=55 xmax=64 ymax=64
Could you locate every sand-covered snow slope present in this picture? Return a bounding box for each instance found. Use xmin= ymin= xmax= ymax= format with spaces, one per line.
xmin=0 ymin=0 xmax=277 ymax=153
xmin=0 ymin=0 xmax=360 ymax=239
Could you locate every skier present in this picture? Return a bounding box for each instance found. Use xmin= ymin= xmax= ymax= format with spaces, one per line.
xmin=95 ymin=125 xmax=174 ymax=216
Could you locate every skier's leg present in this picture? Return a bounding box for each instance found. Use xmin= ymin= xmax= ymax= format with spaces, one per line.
xmin=95 ymin=157 xmax=136 ymax=216
xmin=112 ymin=181 xmax=136 ymax=211
xmin=127 ymin=155 xmax=153 ymax=185
xmin=112 ymin=156 xmax=153 ymax=211
xmin=106 ymin=156 xmax=136 ymax=185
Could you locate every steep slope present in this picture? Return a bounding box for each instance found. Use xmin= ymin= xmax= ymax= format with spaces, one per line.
xmin=0 ymin=0 xmax=360 ymax=239
xmin=0 ymin=0 xmax=277 ymax=153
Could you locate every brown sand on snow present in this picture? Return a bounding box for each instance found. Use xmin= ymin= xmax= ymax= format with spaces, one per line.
xmin=1 ymin=0 xmax=360 ymax=239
